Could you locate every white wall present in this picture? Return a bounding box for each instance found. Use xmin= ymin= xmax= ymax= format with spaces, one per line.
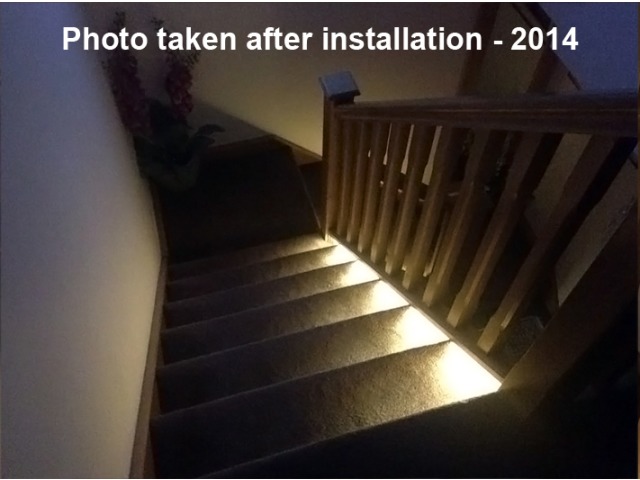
xmin=1 ymin=3 xmax=161 ymax=478
xmin=84 ymin=3 xmax=481 ymax=154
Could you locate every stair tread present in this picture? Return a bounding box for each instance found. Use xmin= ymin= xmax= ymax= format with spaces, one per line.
xmin=169 ymin=234 xmax=335 ymax=280
xmin=164 ymin=261 xmax=379 ymax=328
xmin=161 ymin=281 xmax=408 ymax=363
xmin=151 ymin=342 xmax=499 ymax=478
xmin=206 ymin=391 xmax=534 ymax=479
xmin=167 ymin=245 xmax=355 ymax=301
xmin=157 ymin=306 xmax=449 ymax=412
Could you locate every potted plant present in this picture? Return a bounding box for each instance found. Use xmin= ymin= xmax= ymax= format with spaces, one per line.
xmin=103 ymin=12 xmax=222 ymax=191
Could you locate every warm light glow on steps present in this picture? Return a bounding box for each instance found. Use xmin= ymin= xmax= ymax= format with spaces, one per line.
xmin=439 ymin=343 xmax=501 ymax=397
xmin=340 ymin=260 xmax=381 ymax=284
xmin=323 ymin=244 xmax=359 ymax=264
xmin=392 ymin=307 xmax=449 ymax=350
xmin=329 ymin=236 xmax=501 ymax=399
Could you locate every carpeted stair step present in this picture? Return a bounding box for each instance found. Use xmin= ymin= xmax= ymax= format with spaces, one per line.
xmin=156 ymin=306 xmax=448 ymax=412
xmin=164 ymin=261 xmax=379 ymax=328
xmin=167 ymin=245 xmax=355 ymax=301
xmin=169 ymin=234 xmax=334 ymax=281
xmin=161 ymin=281 xmax=408 ymax=364
xmin=208 ymin=384 xmax=640 ymax=479
xmin=206 ymin=391 xmax=541 ymax=479
xmin=151 ymin=342 xmax=499 ymax=478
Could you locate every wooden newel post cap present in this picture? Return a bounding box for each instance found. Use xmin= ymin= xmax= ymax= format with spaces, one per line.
xmin=319 ymin=71 xmax=360 ymax=103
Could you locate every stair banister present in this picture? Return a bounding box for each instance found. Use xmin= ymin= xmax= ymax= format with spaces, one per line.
xmin=318 ymin=70 xmax=637 ymax=412
xmin=334 ymin=92 xmax=637 ymax=136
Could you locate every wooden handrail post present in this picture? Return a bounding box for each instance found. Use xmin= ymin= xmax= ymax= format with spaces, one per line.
xmin=319 ymin=71 xmax=360 ymax=238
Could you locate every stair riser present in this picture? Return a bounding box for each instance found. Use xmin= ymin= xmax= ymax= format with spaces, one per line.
xmin=164 ymin=262 xmax=379 ymax=328
xmin=161 ymin=281 xmax=406 ymax=363
xmin=157 ymin=306 xmax=450 ymax=412
xmin=169 ymin=235 xmax=334 ymax=280
xmin=167 ymin=245 xmax=354 ymax=301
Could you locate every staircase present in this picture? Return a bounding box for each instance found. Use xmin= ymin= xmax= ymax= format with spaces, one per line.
xmin=141 ymin=5 xmax=637 ymax=472
xmin=151 ymin=233 xmax=502 ymax=477
xmin=144 ymin=100 xmax=637 ymax=475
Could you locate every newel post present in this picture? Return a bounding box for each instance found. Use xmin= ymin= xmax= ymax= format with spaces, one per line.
xmin=318 ymin=71 xmax=360 ymax=238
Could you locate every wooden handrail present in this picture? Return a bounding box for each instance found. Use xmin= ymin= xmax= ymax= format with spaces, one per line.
xmin=335 ymin=91 xmax=637 ymax=137
xmin=319 ymin=69 xmax=637 ymax=400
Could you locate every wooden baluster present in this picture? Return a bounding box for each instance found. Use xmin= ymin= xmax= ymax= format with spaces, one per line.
xmin=336 ymin=121 xmax=357 ymax=237
xmin=457 ymin=40 xmax=563 ymax=296
xmin=489 ymin=44 xmax=563 ymax=232
xmin=500 ymin=203 xmax=637 ymax=417
xmin=447 ymin=132 xmax=563 ymax=327
xmin=386 ymin=125 xmax=436 ymax=275
xmin=423 ymin=129 xmax=508 ymax=306
xmin=347 ymin=122 xmax=373 ymax=243
xmin=423 ymin=208 xmax=451 ymax=278
xmin=456 ymin=43 xmax=564 ymax=312
xmin=402 ymin=128 xmax=468 ymax=290
xmin=319 ymin=72 xmax=360 ymax=237
xmin=370 ymin=123 xmax=412 ymax=264
xmin=358 ymin=122 xmax=391 ymax=254
xmin=477 ymin=136 xmax=637 ymax=353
